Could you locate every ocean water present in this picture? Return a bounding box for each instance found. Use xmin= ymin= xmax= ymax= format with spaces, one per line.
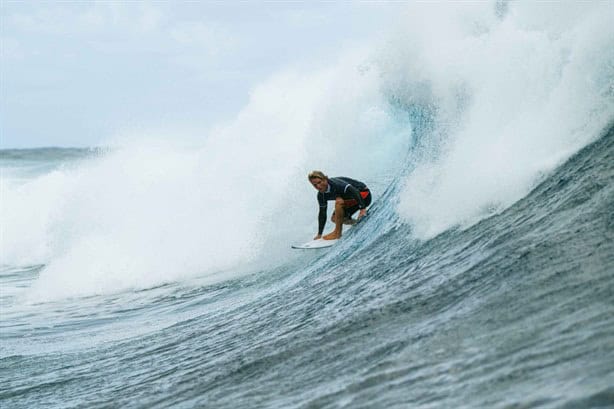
xmin=2 ymin=3 xmax=614 ymax=408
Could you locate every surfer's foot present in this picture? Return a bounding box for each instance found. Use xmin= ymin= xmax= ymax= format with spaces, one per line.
xmin=323 ymin=231 xmax=341 ymax=240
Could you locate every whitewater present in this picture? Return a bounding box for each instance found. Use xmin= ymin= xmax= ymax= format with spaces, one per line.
xmin=1 ymin=3 xmax=613 ymax=408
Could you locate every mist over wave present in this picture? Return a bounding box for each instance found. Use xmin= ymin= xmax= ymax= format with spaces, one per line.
xmin=387 ymin=2 xmax=614 ymax=238
xmin=2 ymin=53 xmax=407 ymax=300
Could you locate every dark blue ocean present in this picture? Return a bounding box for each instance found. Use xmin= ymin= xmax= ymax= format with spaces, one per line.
xmin=2 ymin=3 xmax=614 ymax=408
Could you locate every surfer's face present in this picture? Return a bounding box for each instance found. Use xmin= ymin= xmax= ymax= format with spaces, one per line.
xmin=310 ymin=177 xmax=328 ymax=193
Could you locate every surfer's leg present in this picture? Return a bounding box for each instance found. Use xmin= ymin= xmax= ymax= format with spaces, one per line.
xmin=344 ymin=204 xmax=359 ymax=222
xmin=344 ymin=192 xmax=371 ymax=223
xmin=324 ymin=198 xmax=344 ymax=240
xmin=333 ymin=212 xmax=354 ymax=225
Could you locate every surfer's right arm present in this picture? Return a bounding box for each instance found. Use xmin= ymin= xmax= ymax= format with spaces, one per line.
xmin=315 ymin=194 xmax=327 ymax=239
xmin=315 ymin=207 xmax=327 ymax=239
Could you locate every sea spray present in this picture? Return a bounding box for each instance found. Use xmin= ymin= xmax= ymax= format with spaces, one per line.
xmin=4 ymin=54 xmax=407 ymax=300
xmin=387 ymin=2 xmax=614 ymax=238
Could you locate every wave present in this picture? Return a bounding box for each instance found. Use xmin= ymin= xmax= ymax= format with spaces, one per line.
xmin=387 ymin=2 xmax=614 ymax=238
xmin=3 ymin=123 xmax=611 ymax=408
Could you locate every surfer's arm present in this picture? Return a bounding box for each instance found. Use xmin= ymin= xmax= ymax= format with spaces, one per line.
xmin=316 ymin=206 xmax=327 ymax=238
xmin=315 ymin=192 xmax=328 ymax=238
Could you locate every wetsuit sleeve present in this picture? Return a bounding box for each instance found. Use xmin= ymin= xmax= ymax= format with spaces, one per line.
xmin=317 ymin=192 xmax=327 ymax=235
xmin=318 ymin=207 xmax=327 ymax=235
xmin=345 ymin=184 xmax=367 ymax=209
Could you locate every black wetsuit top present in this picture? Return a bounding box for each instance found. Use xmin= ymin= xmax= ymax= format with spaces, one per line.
xmin=317 ymin=177 xmax=369 ymax=235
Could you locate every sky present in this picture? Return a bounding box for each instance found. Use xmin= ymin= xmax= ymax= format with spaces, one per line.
xmin=0 ymin=1 xmax=400 ymax=149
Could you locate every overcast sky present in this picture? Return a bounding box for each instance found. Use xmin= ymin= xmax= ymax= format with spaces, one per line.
xmin=0 ymin=2 xmax=400 ymax=149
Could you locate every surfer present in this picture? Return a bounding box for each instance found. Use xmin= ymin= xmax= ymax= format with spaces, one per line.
xmin=308 ymin=170 xmax=372 ymax=240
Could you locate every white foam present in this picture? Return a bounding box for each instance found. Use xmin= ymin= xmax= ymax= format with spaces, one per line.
xmin=392 ymin=2 xmax=614 ymax=238
xmin=2 ymin=49 xmax=407 ymax=301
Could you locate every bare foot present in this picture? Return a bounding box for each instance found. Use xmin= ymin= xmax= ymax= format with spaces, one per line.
xmin=323 ymin=231 xmax=341 ymax=240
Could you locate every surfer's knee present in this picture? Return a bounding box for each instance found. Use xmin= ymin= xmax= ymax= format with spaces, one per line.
xmin=335 ymin=197 xmax=345 ymax=207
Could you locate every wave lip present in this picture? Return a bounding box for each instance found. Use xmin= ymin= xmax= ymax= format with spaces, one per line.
xmin=391 ymin=1 xmax=614 ymax=239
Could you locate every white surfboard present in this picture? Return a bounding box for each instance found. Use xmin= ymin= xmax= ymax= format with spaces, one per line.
xmin=292 ymin=214 xmax=372 ymax=249
xmin=291 ymin=238 xmax=338 ymax=249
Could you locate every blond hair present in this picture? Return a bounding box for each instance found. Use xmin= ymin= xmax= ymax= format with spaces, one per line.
xmin=308 ymin=170 xmax=328 ymax=181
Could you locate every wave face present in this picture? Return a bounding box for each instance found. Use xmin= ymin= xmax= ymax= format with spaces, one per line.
xmin=1 ymin=2 xmax=613 ymax=408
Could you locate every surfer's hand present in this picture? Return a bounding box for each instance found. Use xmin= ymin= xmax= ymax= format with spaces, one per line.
xmin=314 ymin=234 xmax=322 ymax=240
xmin=358 ymin=209 xmax=367 ymax=219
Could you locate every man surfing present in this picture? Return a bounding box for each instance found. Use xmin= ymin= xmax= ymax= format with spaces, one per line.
xmin=308 ymin=170 xmax=372 ymax=240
